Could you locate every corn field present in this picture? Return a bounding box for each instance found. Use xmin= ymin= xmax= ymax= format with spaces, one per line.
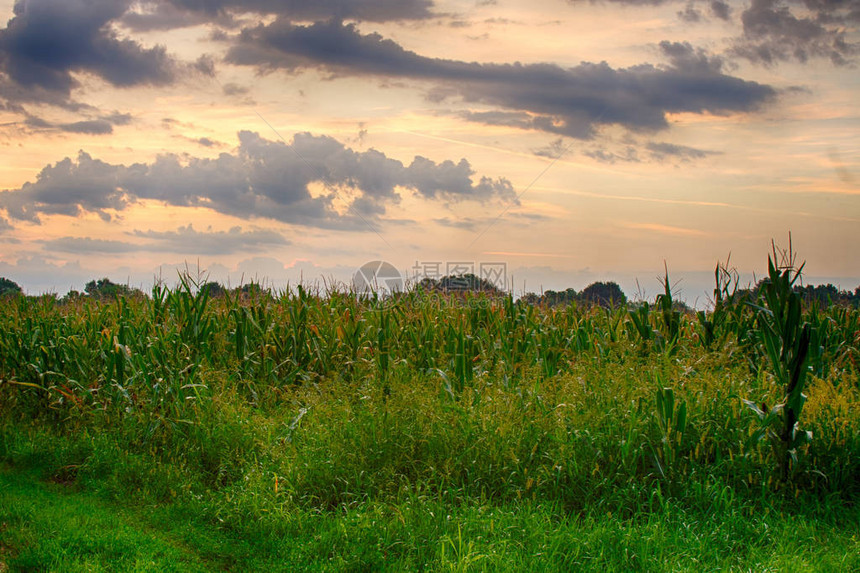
xmin=1 ymin=257 xmax=859 ymax=506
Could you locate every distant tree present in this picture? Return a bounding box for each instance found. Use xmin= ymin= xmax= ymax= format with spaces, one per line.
xmin=85 ymin=278 xmax=140 ymax=300
xmin=540 ymin=288 xmax=578 ymax=307
xmin=413 ymin=274 xmax=503 ymax=295
xmin=439 ymin=273 xmax=502 ymax=294
xmin=794 ymin=283 xmax=854 ymax=307
xmin=520 ymin=282 xmax=628 ymax=308
xmin=734 ymin=279 xmax=765 ymax=304
xmin=200 ymin=281 xmax=225 ymax=298
xmin=580 ymin=281 xmax=627 ymax=308
xmin=231 ymin=282 xmax=268 ymax=300
xmin=541 ymin=289 xmax=558 ymax=305
xmin=519 ymin=292 xmax=541 ymax=305
xmin=60 ymin=289 xmax=85 ymax=304
xmin=738 ymin=279 xmax=858 ymax=308
xmin=0 ymin=277 xmax=22 ymax=297
xmin=414 ymin=277 xmax=440 ymax=292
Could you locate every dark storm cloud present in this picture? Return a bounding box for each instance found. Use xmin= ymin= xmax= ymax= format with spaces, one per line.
xmin=806 ymin=0 xmax=860 ymax=24
xmin=0 ymin=0 xmax=178 ymax=98
xmin=57 ymin=119 xmax=113 ymax=135
xmin=658 ymin=41 xmax=727 ymax=74
xmin=0 ymin=74 xmax=95 ymax=112
xmin=173 ymin=0 xmax=436 ymax=22
xmin=0 ymin=0 xmax=224 ymax=126
xmin=677 ymin=3 xmax=703 ymax=22
xmin=731 ymin=0 xmax=859 ymax=65
xmin=460 ymin=110 xmax=545 ymax=131
xmin=58 ymin=119 xmax=115 ymax=134
xmin=569 ymin=0 xmax=858 ymax=24
xmin=566 ymin=0 xmax=857 ymax=66
xmin=121 ymin=0 xmax=434 ymax=30
xmin=120 ymin=2 xmax=237 ymax=32
xmin=18 ymin=111 xmax=132 ymax=135
xmin=0 ymin=131 xmax=515 ymax=229
xmin=22 ymin=115 xmax=50 ymax=128
xmin=580 ymin=137 xmax=718 ymax=164
xmin=224 ymin=20 xmax=776 ymax=138
xmin=0 ymin=152 xmax=129 ymax=222
xmin=407 ymin=156 xmax=515 ymax=201
xmin=710 ymin=0 xmax=732 ymax=20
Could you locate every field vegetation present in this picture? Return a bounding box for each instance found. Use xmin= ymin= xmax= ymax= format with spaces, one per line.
xmin=0 ymin=248 xmax=858 ymax=571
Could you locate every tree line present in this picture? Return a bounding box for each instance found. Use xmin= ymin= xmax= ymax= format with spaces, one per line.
xmin=2 ymin=275 xmax=859 ymax=309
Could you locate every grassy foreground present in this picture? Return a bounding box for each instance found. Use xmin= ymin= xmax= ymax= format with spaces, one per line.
xmin=1 ymin=463 xmax=858 ymax=572
xmin=1 ymin=259 xmax=859 ymax=571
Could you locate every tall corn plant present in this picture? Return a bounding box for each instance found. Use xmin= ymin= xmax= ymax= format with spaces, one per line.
xmin=655 ymin=267 xmax=681 ymax=353
xmin=627 ymin=267 xmax=681 ymax=354
xmin=745 ymin=242 xmax=813 ymax=480
xmin=653 ymin=383 xmax=687 ymax=479
xmin=697 ymin=257 xmax=739 ymax=350
xmin=186 ymin=274 xmax=216 ymax=360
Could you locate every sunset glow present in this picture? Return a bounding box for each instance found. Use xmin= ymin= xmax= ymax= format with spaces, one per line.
xmin=0 ymin=0 xmax=857 ymax=300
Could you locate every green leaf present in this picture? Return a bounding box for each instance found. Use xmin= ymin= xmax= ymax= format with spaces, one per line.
xmin=742 ymin=399 xmax=765 ymax=420
xmin=675 ymin=401 xmax=687 ymax=435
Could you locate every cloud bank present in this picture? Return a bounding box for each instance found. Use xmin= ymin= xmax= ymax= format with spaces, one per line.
xmin=731 ymin=0 xmax=860 ymax=66
xmin=0 ymin=131 xmax=516 ymax=229
xmin=223 ymin=21 xmax=776 ymax=138
xmin=0 ymin=0 xmax=178 ymax=110
xmin=0 ymin=0 xmax=798 ymax=142
xmin=121 ymin=0 xmax=435 ymax=31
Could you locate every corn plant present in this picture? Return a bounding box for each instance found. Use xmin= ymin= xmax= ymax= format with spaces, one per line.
xmin=628 ymin=302 xmax=655 ymax=346
xmin=652 ymin=383 xmax=687 ymax=478
xmin=448 ymin=320 xmax=476 ymax=394
xmin=697 ymin=257 xmax=739 ymax=349
xmin=745 ymin=243 xmax=813 ymax=480
xmin=169 ymin=272 xmax=216 ymax=364
xmin=655 ymin=266 xmax=681 ymax=353
xmin=533 ymin=320 xmax=567 ymax=378
xmin=376 ymin=307 xmax=391 ymax=388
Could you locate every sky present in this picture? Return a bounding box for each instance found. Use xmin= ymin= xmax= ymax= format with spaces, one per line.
xmin=0 ymin=0 xmax=857 ymax=303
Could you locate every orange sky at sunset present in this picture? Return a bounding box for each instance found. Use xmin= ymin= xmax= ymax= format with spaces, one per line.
xmin=0 ymin=0 xmax=857 ymax=301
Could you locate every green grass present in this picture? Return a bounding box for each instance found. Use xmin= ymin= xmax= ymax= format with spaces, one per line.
xmin=2 ymin=464 xmax=858 ymax=572
xmin=0 ymin=261 xmax=858 ymax=570
xmin=0 ymin=469 xmax=215 ymax=572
